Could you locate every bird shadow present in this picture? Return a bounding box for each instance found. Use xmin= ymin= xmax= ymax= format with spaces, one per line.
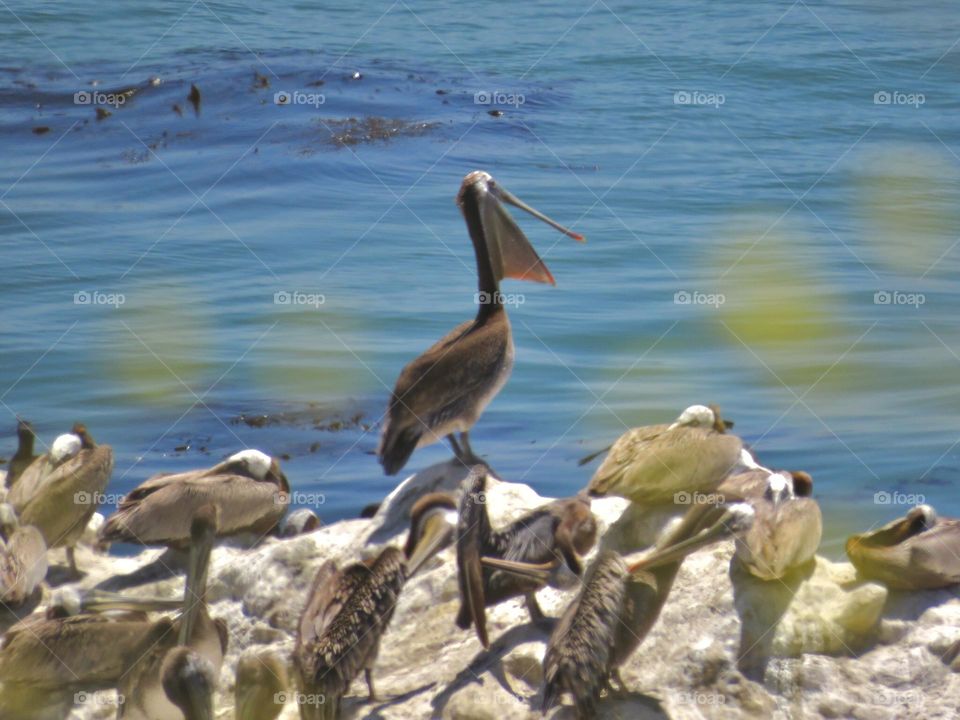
xmin=0 ymin=587 xmax=42 ymax=634
xmin=549 ymin=692 xmax=667 ymax=719
xmin=429 ymin=620 xmax=552 ymax=716
xmin=875 ymin=584 xmax=960 ymax=622
xmin=93 ymin=548 xmax=188 ymax=591
xmin=351 ymin=682 xmax=437 ymax=719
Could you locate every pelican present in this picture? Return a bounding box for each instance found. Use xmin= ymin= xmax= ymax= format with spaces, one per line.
xmin=0 ymin=503 xmax=47 ymax=606
xmin=455 ymin=466 xmax=597 ymax=648
xmin=294 ymin=492 xmax=457 ymax=719
xmin=9 ymin=423 xmax=112 ymax=576
xmin=496 ymin=502 xmax=755 ymax=719
xmin=99 ymin=449 xmax=288 ymax=548
xmin=377 ymin=170 xmax=584 ymax=475
xmin=235 ymin=649 xmax=288 ymax=720
xmin=585 ymin=404 xmax=748 ymax=505
xmin=6 ymin=420 xmax=38 ymax=488
xmin=118 ymin=504 xmax=228 ymax=720
xmin=846 ymin=504 xmax=960 ymax=589
xmin=0 ymin=588 xmax=183 ymax=716
xmin=731 ymin=471 xmax=821 ymax=580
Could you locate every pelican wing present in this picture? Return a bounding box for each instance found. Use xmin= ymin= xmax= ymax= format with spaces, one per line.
xmin=0 ymin=526 xmax=47 ymax=605
xmin=297 ymin=560 xmax=367 ymax=651
xmin=100 ymin=473 xmax=285 ymax=546
xmin=6 ymin=455 xmax=56 ymax=509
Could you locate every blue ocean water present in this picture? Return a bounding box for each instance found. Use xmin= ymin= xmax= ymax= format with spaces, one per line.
xmin=2 ymin=1 xmax=959 ymax=555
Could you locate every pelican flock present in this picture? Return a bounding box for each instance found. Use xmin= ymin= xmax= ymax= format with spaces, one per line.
xmin=0 ymin=170 xmax=951 ymax=718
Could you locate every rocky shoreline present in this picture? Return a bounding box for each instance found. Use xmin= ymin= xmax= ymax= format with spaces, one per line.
xmin=14 ymin=461 xmax=960 ymax=719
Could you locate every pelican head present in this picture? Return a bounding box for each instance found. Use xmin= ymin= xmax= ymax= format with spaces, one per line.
xmin=161 ymin=646 xmax=216 ymax=720
xmin=71 ymin=422 xmax=96 ymax=449
xmin=908 ymin=504 xmax=937 ymax=529
xmin=668 ymin=404 xmax=715 ymax=430
xmin=227 ymin=449 xmax=273 ymax=480
xmin=456 ymin=170 xmax=584 ymax=287
xmin=50 ymin=433 xmax=82 ymax=465
xmin=235 ymin=649 xmax=288 ymax=720
xmin=764 ymin=473 xmax=795 ymax=506
xmin=405 ymin=492 xmax=458 ymax=576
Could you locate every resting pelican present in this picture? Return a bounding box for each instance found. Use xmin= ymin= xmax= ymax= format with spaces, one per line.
xmin=378 ymin=170 xmax=584 ymax=475
xmin=99 ymin=449 xmax=288 ymax=547
xmin=512 ymin=502 xmax=756 ymax=719
xmin=585 ymin=404 xmax=748 ymax=505
xmin=0 ymin=503 xmax=47 ymax=606
xmin=118 ymin=504 xmax=228 ymax=720
xmin=294 ymin=493 xmax=457 ymax=719
xmin=235 ymin=649 xmax=288 ymax=720
xmin=455 ymin=466 xmax=597 ymax=648
xmin=730 ymin=471 xmax=821 ymax=580
xmin=846 ymin=504 xmax=960 ymax=589
xmin=0 ymin=587 xmax=182 ymax=716
xmin=6 ymin=420 xmax=38 ymax=488
xmin=9 ymin=423 xmax=113 ymax=576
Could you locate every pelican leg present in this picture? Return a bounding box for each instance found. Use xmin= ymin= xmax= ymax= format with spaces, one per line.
xmin=608 ymin=668 xmax=628 ymax=694
xmin=524 ymin=592 xmax=546 ymax=624
xmin=364 ymin=668 xmax=378 ymax=702
xmin=458 ymin=432 xmax=484 ymax=466
xmin=66 ymin=546 xmax=80 ymax=578
xmin=447 ymin=434 xmax=463 ymax=459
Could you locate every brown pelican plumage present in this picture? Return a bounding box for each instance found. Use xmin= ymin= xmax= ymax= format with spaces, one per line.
xmin=6 ymin=420 xmax=38 ymax=488
xmin=585 ymin=404 xmax=749 ymax=505
xmin=377 ymin=170 xmax=584 ymax=475
xmin=9 ymin=423 xmax=113 ymax=576
xmin=99 ymin=449 xmax=288 ymax=548
xmin=455 ymin=467 xmax=597 ymax=648
xmin=0 ymin=503 xmax=47 ymax=606
xmin=846 ymin=504 xmax=960 ymax=589
xmin=294 ymin=492 xmax=457 ymax=719
xmin=491 ymin=502 xmax=755 ymax=718
xmin=118 ymin=504 xmax=228 ymax=720
xmin=730 ymin=471 xmax=821 ymax=580
xmin=235 ymin=649 xmax=288 ymax=720
xmin=0 ymin=587 xmax=183 ymax=718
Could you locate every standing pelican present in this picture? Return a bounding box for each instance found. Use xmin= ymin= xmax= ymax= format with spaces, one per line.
xmin=294 ymin=493 xmax=457 ymax=719
xmin=0 ymin=503 xmax=47 ymax=606
xmin=456 ymin=467 xmax=597 ymax=648
xmin=846 ymin=504 xmax=960 ymax=589
xmin=6 ymin=420 xmax=38 ymax=488
xmin=118 ymin=504 xmax=228 ymax=720
xmin=9 ymin=423 xmax=112 ymax=576
xmin=377 ymin=170 xmax=584 ymax=475
xmin=585 ymin=404 xmax=748 ymax=505
xmin=99 ymin=449 xmax=288 ymax=548
xmin=235 ymin=649 xmax=288 ymax=720
xmin=731 ymin=471 xmax=821 ymax=580
xmin=541 ymin=503 xmax=755 ymax=718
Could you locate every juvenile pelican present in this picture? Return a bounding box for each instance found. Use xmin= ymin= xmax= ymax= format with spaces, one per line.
xmin=99 ymin=449 xmax=288 ymax=548
xmin=846 ymin=504 xmax=960 ymax=589
xmin=732 ymin=471 xmax=821 ymax=580
xmin=9 ymin=423 xmax=113 ymax=576
xmin=586 ymin=404 xmax=747 ymax=505
xmin=0 ymin=503 xmax=47 ymax=607
xmin=377 ymin=170 xmax=584 ymax=475
xmin=6 ymin=420 xmax=38 ymax=488
xmin=530 ymin=502 xmax=755 ymax=718
xmin=118 ymin=504 xmax=228 ymax=720
xmin=455 ymin=467 xmax=597 ymax=648
xmin=294 ymin=493 xmax=457 ymax=719
xmin=235 ymin=649 xmax=288 ymax=720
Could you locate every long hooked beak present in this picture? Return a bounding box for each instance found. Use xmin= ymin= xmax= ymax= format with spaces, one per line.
xmin=78 ymin=589 xmax=185 ymax=614
xmin=479 ymin=556 xmax=561 ymax=584
xmin=628 ymin=504 xmax=754 ymax=574
xmin=492 ymin=185 xmax=585 ymax=242
xmin=179 ymin=515 xmax=215 ymax=646
xmin=406 ymin=511 xmax=456 ymax=576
